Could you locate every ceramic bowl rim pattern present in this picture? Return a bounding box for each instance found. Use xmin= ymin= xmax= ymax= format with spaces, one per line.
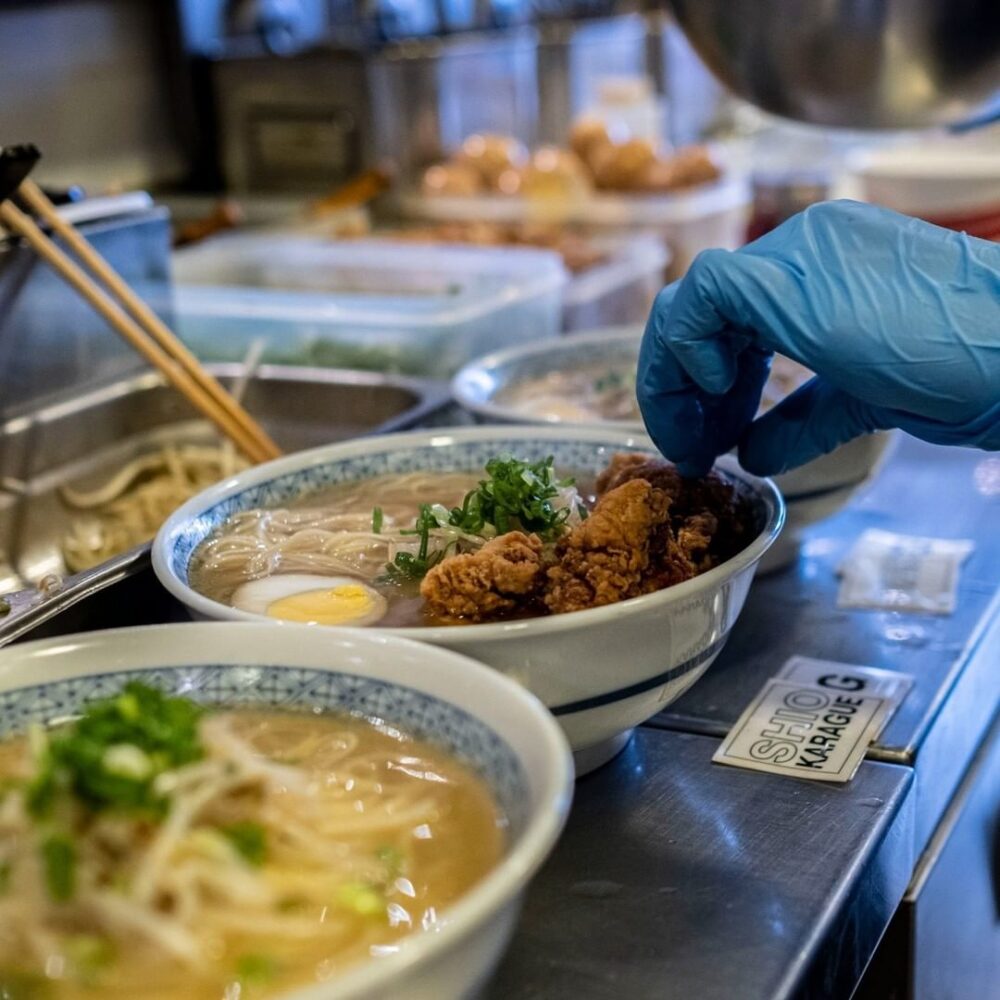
xmin=0 ymin=622 xmax=573 ymax=1000
xmin=152 ymin=425 xmax=785 ymax=643
xmin=451 ymin=326 xmax=646 ymax=432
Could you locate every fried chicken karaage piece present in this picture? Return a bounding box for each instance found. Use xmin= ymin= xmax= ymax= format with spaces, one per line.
xmin=421 ymin=531 xmax=545 ymax=623
xmin=596 ymin=452 xmax=682 ymax=500
xmin=641 ymin=510 xmax=720 ymax=593
xmin=544 ymin=479 xmax=670 ymax=614
xmin=421 ymin=454 xmax=754 ymax=623
xmin=596 ymin=452 xmax=753 ymax=564
xmin=678 ymin=512 xmax=719 ymax=567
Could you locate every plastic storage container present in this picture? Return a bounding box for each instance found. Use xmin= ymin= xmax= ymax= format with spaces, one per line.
xmin=562 ymin=232 xmax=669 ymax=332
xmin=398 ymin=175 xmax=750 ymax=277
xmin=841 ymin=141 xmax=1000 ymax=240
xmin=171 ymin=237 xmax=567 ymax=378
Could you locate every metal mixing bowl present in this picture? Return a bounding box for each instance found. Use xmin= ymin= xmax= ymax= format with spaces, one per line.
xmin=669 ymin=0 xmax=1000 ymax=128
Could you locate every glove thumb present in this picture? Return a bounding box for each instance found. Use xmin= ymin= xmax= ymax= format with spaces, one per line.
xmin=738 ymin=376 xmax=893 ymax=476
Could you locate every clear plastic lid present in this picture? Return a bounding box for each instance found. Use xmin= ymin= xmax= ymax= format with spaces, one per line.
xmin=173 ymin=235 xmax=567 ymax=327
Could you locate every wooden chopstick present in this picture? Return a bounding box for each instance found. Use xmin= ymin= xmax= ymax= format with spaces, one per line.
xmin=15 ymin=179 xmax=282 ymax=463
xmin=0 ymin=199 xmax=278 ymax=464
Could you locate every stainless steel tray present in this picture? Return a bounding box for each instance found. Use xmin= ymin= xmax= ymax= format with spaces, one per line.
xmin=0 ymin=363 xmax=447 ymax=638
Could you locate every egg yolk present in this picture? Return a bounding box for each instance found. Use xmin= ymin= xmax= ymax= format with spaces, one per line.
xmin=266 ymin=584 xmax=376 ymax=626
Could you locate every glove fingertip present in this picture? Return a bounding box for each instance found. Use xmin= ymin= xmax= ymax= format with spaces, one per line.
xmin=737 ymin=378 xmax=892 ymax=476
xmin=677 ymin=459 xmax=715 ymax=478
xmin=640 ymin=408 xmax=715 ymax=476
xmin=737 ymin=424 xmax=788 ymax=477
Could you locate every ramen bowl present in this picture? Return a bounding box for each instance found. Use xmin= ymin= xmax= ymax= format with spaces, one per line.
xmin=0 ymin=622 xmax=572 ymax=1000
xmin=153 ymin=427 xmax=784 ymax=773
xmin=453 ymin=329 xmax=892 ymax=570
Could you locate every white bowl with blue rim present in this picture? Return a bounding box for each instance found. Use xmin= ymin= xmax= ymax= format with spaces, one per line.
xmin=0 ymin=622 xmax=572 ymax=1000
xmin=153 ymin=426 xmax=785 ymax=774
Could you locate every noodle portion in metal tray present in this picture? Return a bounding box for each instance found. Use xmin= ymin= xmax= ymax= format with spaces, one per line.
xmin=0 ymin=365 xmax=443 ymax=595
xmin=60 ymin=444 xmax=249 ymax=573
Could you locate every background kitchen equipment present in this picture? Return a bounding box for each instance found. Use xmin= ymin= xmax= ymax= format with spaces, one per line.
xmin=0 ymin=196 xmax=171 ymax=417
xmin=561 ymin=231 xmax=668 ymax=330
xmin=667 ymin=0 xmax=1000 ymax=128
xmin=168 ymin=2 xmax=729 ymax=195
xmin=0 ymin=148 xmax=280 ymax=465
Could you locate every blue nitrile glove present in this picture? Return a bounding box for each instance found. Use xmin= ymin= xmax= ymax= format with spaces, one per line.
xmin=637 ymin=200 xmax=1000 ymax=477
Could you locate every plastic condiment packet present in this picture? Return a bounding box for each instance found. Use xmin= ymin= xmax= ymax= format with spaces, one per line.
xmin=837 ymin=529 xmax=974 ymax=615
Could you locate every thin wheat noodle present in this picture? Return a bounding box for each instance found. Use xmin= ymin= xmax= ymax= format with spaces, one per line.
xmin=60 ymin=444 xmax=251 ymax=573
xmin=189 ymin=471 xmax=485 ymax=606
xmin=0 ymin=707 xmax=503 ymax=999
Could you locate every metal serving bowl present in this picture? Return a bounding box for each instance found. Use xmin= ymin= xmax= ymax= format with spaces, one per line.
xmin=669 ymin=0 xmax=1000 ymax=128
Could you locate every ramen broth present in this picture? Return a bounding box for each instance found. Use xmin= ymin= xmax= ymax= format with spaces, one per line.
xmin=0 ymin=707 xmax=505 ymax=999
xmin=497 ymin=355 xmax=815 ymax=424
xmin=188 ymin=469 xmax=597 ymax=627
xmin=499 ymin=365 xmax=639 ymax=423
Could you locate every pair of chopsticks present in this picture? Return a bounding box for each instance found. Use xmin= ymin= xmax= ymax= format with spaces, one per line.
xmin=0 ymin=146 xmax=281 ymax=465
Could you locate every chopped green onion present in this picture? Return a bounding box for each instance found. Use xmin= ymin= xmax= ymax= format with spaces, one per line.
xmin=376 ymin=844 xmax=405 ymax=878
xmin=115 ymin=690 xmax=141 ymax=723
xmin=27 ymin=682 xmax=203 ymax=821
xmin=221 ymin=821 xmax=267 ymax=867
xmin=446 ymin=455 xmax=574 ymax=541
xmin=371 ymin=506 xmax=383 ymax=533
xmin=337 ymin=882 xmax=385 ymax=916
xmin=235 ymin=953 xmax=279 ymax=987
xmin=386 ymin=505 xmax=447 ymax=581
xmin=101 ymin=744 xmax=153 ymax=781
xmin=40 ymin=834 xmax=75 ymax=902
xmin=65 ymin=935 xmax=115 ymax=986
xmin=0 ymin=969 xmax=52 ymax=998
xmin=384 ymin=456 xmax=578 ymax=581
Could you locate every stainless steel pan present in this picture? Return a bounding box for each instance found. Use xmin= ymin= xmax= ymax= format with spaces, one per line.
xmin=0 ymin=363 xmax=447 ymax=643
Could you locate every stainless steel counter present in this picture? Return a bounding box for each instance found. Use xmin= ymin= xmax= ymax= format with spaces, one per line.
xmin=657 ymin=435 xmax=1000 ymax=850
xmin=486 ymin=729 xmax=914 ymax=1000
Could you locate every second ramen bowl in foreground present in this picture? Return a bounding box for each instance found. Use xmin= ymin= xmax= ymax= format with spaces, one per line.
xmin=153 ymin=427 xmax=785 ymax=773
xmin=0 ymin=622 xmax=572 ymax=1000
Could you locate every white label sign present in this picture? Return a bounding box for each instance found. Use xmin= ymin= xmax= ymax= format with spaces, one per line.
xmin=777 ymin=656 xmax=914 ymax=723
xmin=712 ymin=680 xmax=893 ymax=783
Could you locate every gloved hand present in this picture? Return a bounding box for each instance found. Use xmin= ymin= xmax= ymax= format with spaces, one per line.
xmin=637 ymin=200 xmax=1000 ymax=477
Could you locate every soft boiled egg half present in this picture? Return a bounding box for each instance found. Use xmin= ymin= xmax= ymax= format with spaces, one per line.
xmin=231 ymin=574 xmax=388 ymax=627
